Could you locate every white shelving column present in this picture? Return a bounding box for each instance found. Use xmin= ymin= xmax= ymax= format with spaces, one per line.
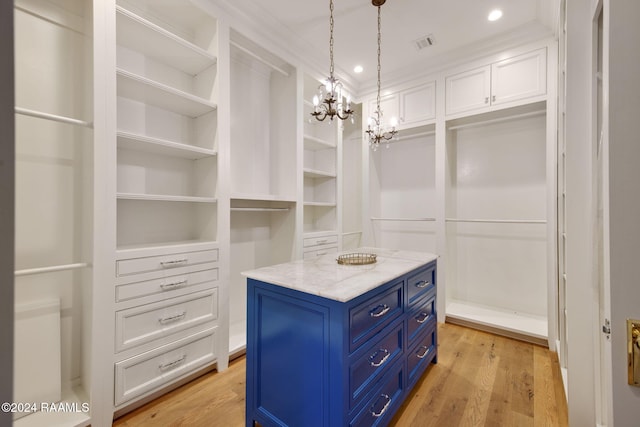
xmin=14 ymin=0 xmax=97 ymax=425
xmin=111 ymin=0 xmax=226 ymax=415
xmin=228 ymin=29 xmax=297 ymax=355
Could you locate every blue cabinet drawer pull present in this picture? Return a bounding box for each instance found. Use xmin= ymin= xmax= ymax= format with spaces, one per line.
xmin=369 ymin=348 xmax=391 ymax=367
xmin=416 ymin=345 xmax=430 ymax=359
xmin=415 ymin=312 xmax=430 ymax=324
xmin=415 ymin=280 xmax=430 ymax=288
xmin=370 ymin=394 xmax=392 ymax=417
xmin=369 ymin=304 xmax=390 ymax=318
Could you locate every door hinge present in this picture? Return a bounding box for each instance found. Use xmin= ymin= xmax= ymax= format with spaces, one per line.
xmin=602 ymin=318 xmax=611 ymax=339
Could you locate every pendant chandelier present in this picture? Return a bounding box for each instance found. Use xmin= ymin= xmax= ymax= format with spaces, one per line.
xmin=311 ymin=0 xmax=354 ymax=122
xmin=366 ymin=0 xmax=398 ymax=150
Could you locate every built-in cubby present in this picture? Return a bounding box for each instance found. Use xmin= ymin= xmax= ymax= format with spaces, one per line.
xmin=444 ymin=103 xmax=548 ymax=342
xmin=367 ymin=125 xmax=437 ymax=252
xmin=13 ymin=0 xmax=94 ymax=425
xmin=228 ymin=31 xmax=297 ymax=354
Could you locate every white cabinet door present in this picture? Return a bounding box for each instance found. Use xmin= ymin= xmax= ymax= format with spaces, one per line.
xmin=445 ymin=66 xmax=491 ymax=115
xmin=491 ymin=48 xmax=546 ymax=106
xmin=399 ymin=82 xmax=436 ymax=126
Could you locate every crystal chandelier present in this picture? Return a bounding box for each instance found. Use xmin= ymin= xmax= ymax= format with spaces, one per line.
xmin=311 ymin=0 xmax=354 ymax=122
xmin=366 ymin=0 xmax=398 ymax=150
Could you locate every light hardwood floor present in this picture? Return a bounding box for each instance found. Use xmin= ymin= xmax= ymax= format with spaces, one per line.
xmin=113 ymin=323 xmax=568 ymax=427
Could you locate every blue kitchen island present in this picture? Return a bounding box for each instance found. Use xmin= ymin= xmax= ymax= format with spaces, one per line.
xmin=243 ymin=248 xmax=438 ymax=427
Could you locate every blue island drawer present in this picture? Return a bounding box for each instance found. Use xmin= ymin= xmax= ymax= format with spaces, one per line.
xmin=349 ymin=281 xmax=403 ymax=352
xmin=350 ymin=360 xmax=405 ymax=427
xmin=406 ymin=290 xmax=436 ymax=345
xmin=407 ymin=322 xmax=437 ymax=387
xmin=406 ymin=264 xmax=435 ymax=306
xmin=349 ymin=322 xmax=403 ymax=409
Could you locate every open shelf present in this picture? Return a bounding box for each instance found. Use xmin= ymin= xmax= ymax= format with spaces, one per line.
xmin=117 ymin=69 xmax=217 ymax=117
xmin=303 ymin=168 xmax=336 ymax=179
xmin=116 ymin=5 xmax=217 ymax=76
xmin=117 ymin=131 xmax=217 ymax=159
xmin=117 ymin=193 xmax=217 ymax=203
xmin=304 ymin=134 xmax=336 ymax=151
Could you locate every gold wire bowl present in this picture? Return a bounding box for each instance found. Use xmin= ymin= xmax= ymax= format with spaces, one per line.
xmin=336 ymin=253 xmax=377 ymax=265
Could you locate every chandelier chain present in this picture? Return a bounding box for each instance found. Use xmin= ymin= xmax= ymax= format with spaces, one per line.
xmin=376 ymin=5 xmax=381 ymax=112
xmin=329 ymin=0 xmax=335 ymax=77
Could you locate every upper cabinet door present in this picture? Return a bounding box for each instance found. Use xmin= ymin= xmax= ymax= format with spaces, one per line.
xmin=445 ymin=66 xmax=491 ymax=116
xmin=399 ymin=82 xmax=436 ymax=127
xmin=491 ymin=48 xmax=547 ymax=106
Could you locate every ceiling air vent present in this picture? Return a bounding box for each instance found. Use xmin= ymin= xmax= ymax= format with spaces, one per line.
xmin=413 ymin=34 xmax=435 ymax=50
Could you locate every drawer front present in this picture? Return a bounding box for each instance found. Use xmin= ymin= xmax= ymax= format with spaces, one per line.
xmin=114 ymin=327 xmax=217 ymax=406
xmin=115 ymin=289 xmax=218 ymax=352
xmin=116 ymin=268 xmax=218 ymax=303
xmin=406 ymin=264 xmax=435 ymax=306
xmin=302 ymin=245 xmax=338 ymax=260
xmin=349 ymin=322 xmax=403 ymax=409
xmin=406 ymin=291 xmax=436 ymax=345
xmin=303 ymin=234 xmax=338 ymax=248
xmin=407 ymin=322 xmax=437 ymax=387
xmin=349 ymin=282 xmax=403 ymax=352
xmin=350 ymin=360 xmax=405 ymax=427
xmin=117 ymin=249 xmax=219 ymax=277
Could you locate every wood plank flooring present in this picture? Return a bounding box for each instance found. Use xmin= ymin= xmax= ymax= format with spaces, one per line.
xmin=112 ymin=323 xmax=568 ymax=427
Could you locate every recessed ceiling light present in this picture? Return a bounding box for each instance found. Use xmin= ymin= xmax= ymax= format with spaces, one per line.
xmin=354 ymin=65 xmax=364 ymax=73
xmin=488 ymin=9 xmax=503 ymax=21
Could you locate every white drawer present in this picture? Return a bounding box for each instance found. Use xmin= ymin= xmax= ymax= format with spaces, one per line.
xmin=114 ymin=327 xmax=217 ymax=406
xmin=115 ymin=289 xmax=218 ymax=352
xmin=115 ymin=268 xmax=218 ymax=303
xmin=117 ymin=249 xmax=218 ymax=277
xmin=303 ymin=246 xmax=338 ymax=260
xmin=303 ymin=234 xmax=338 ymax=248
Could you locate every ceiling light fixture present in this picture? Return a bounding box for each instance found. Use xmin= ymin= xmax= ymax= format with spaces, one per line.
xmin=366 ymin=0 xmax=397 ymax=151
xmin=488 ymin=9 xmax=503 ymax=21
xmin=311 ymin=0 xmax=354 ymax=122
xmin=354 ymin=65 xmax=364 ymax=73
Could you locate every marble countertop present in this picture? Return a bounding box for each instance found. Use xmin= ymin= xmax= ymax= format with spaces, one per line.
xmin=242 ymin=247 xmax=438 ymax=302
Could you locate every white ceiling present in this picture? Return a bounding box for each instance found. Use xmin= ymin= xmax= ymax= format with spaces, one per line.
xmin=216 ymin=0 xmax=557 ymax=95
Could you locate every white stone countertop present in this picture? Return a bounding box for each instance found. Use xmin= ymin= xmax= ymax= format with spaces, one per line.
xmin=242 ymin=247 xmax=438 ymax=302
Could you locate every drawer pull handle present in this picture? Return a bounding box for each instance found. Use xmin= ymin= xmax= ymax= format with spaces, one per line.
xmin=415 ymin=280 xmax=430 ymax=288
xmin=160 ymin=280 xmax=187 ymax=290
xmin=416 ymin=312 xmax=430 ymax=324
xmin=416 ymin=345 xmax=430 ymax=359
xmin=369 ymin=348 xmax=391 ymax=367
xmin=316 ymin=252 xmax=327 ymax=256
xmin=316 ymin=239 xmax=328 ymax=244
xmin=160 ymin=259 xmax=188 ymax=268
xmin=158 ymin=355 xmax=186 ymax=371
xmin=370 ymin=394 xmax=391 ymax=418
xmin=158 ymin=311 xmax=186 ymax=324
xmin=369 ymin=304 xmax=390 ymax=318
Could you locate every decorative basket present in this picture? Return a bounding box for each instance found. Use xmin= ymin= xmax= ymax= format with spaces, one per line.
xmin=336 ymin=252 xmax=377 ymax=265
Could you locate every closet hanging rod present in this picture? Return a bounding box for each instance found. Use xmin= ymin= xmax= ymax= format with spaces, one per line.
xmin=445 ymin=218 xmax=546 ymax=224
xmin=15 ymin=107 xmax=93 ymax=128
xmin=231 ymin=207 xmax=290 ymax=212
xmin=230 ymin=41 xmax=290 ymax=77
xmin=371 ymin=217 xmax=436 ymax=222
xmin=394 ymin=130 xmax=436 ymax=141
xmin=342 ymin=231 xmax=363 ymax=236
xmin=447 ymin=110 xmax=545 ymax=131
xmin=15 ymin=262 xmax=90 ymax=277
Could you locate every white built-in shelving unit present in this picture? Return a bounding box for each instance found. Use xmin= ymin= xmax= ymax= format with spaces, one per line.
xmin=301 ymin=73 xmax=341 ymax=259
xmin=228 ymin=30 xmax=297 ymax=355
xmin=13 ymin=0 xmax=94 ymax=425
xmin=112 ymin=0 xmax=225 ymax=416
